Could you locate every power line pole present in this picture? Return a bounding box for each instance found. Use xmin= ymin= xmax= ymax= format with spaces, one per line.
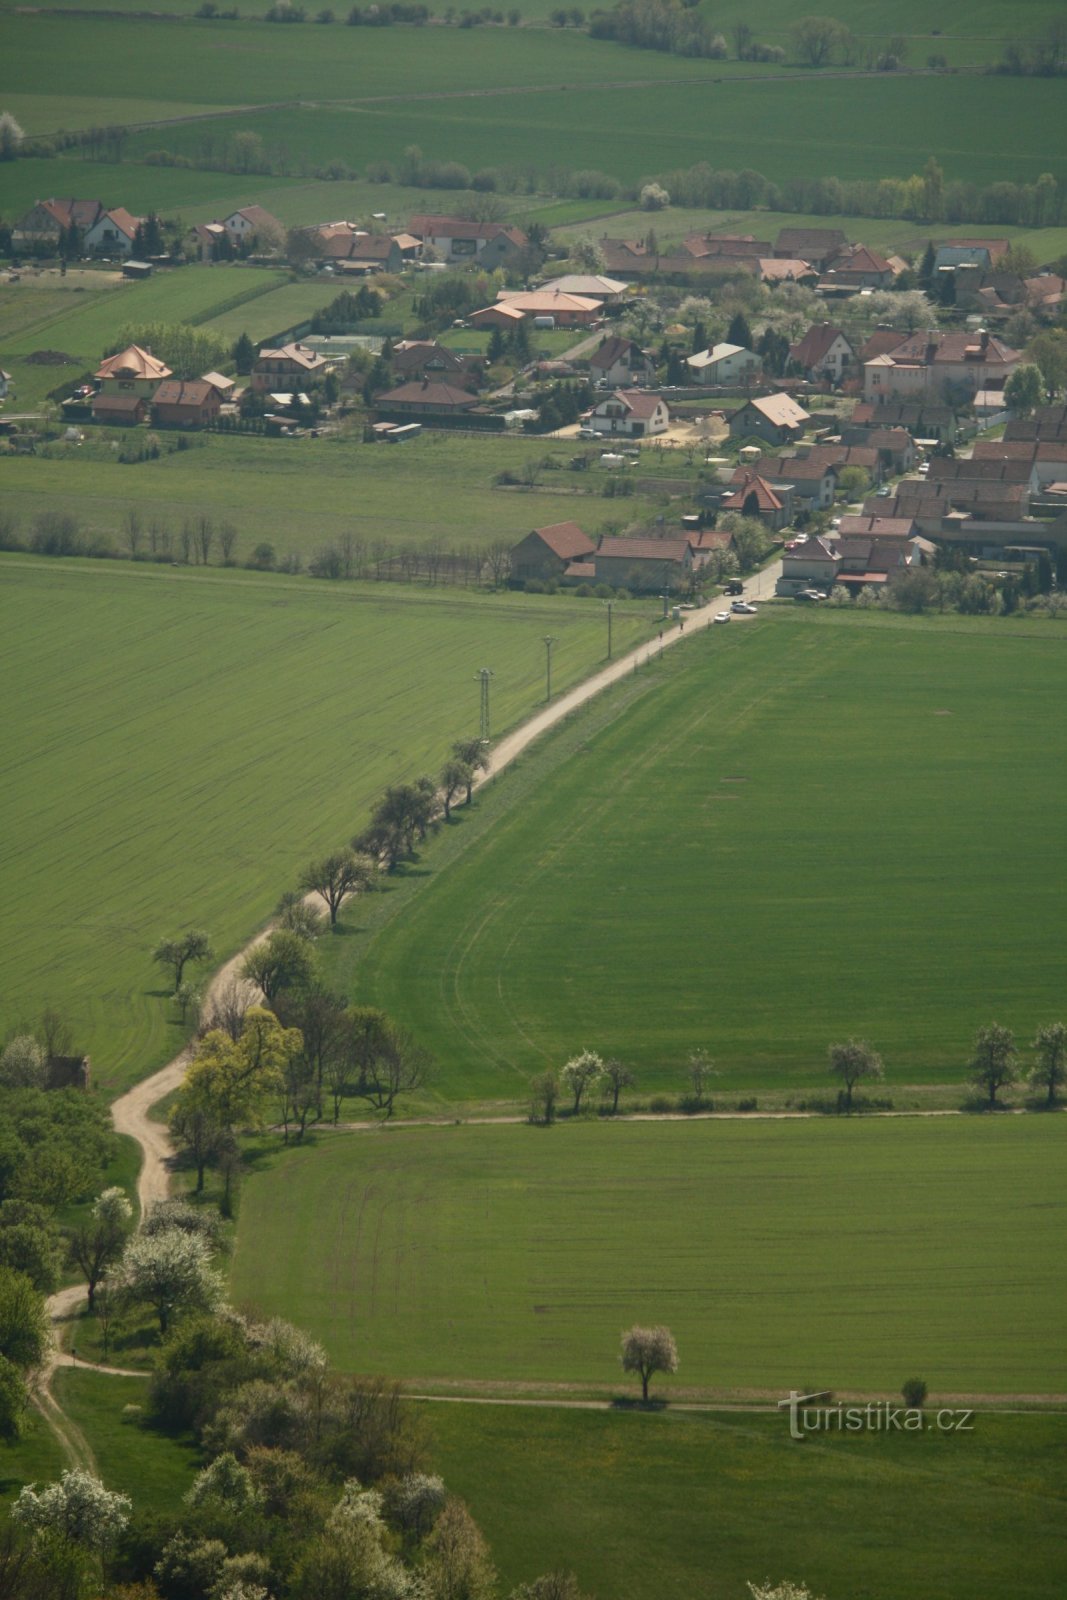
xmin=475 ymin=667 xmax=493 ymax=743
xmin=542 ymin=635 xmax=556 ymax=702
xmin=604 ymin=598 xmax=614 ymax=660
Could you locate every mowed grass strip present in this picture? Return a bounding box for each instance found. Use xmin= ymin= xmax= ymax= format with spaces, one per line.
xmin=423 ymin=1403 xmax=1067 ymax=1600
xmin=335 ymin=614 xmax=1067 ymax=1097
xmin=0 ymin=558 xmax=649 ymax=1092
xmin=230 ymin=1116 xmax=1067 ymax=1394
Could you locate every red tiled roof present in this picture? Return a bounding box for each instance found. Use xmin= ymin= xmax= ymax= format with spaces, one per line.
xmin=533 ymin=521 xmax=596 ymax=561
xmin=790 ymin=323 xmax=853 ymax=368
xmin=597 ymin=536 xmax=692 ymax=562
xmin=152 ymin=380 xmax=217 ymax=407
xmin=602 ymin=389 xmax=665 ymax=420
xmin=95 ymin=344 xmax=172 ymax=382
xmin=376 ymin=381 xmax=478 ymax=409
xmin=721 ymin=471 xmax=783 ymax=512
xmin=408 ymin=215 xmax=525 ymax=246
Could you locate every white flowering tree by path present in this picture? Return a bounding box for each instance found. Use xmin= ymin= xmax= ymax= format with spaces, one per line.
xmin=12 ymin=1468 xmax=131 ymax=1550
xmin=560 ymin=1051 xmax=604 ymax=1115
xmin=120 ymin=1225 xmax=224 ymax=1334
xmin=620 ymin=1324 xmax=679 ymax=1403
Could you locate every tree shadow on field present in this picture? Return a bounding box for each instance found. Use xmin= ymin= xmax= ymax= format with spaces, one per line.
xmin=610 ymin=1396 xmax=668 ymax=1412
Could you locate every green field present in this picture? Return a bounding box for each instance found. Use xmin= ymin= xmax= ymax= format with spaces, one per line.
xmin=0 ymin=557 xmax=651 ymax=1092
xmin=50 ymin=1370 xmax=201 ymax=1513
xmin=0 ymin=431 xmax=673 ymax=562
xmin=230 ymin=1115 xmax=1067 ymax=1393
xmin=424 ymin=1403 xmax=1067 ymax=1600
xmin=322 ymin=613 xmax=1067 ymax=1099
xmin=2 ymin=16 xmax=1064 ymax=198
xmin=114 ymin=73 xmax=1067 ymax=189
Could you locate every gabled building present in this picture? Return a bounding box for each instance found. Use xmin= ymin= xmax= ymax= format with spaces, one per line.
xmin=83 ymin=206 xmax=142 ymax=257
xmin=729 ymin=393 xmax=810 ymax=446
xmin=589 ymin=336 xmax=656 ymax=388
xmin=686 ymin=342 xmax=762 ymax=386
xmin=548 ymin=274 xmax=629 ymax=303
xmin=151 ymin=379 xmax=222 ymax=429
xmin=819 ymin=244 xmax=895 ymax=292
xmin=13 ymin=197 xmax=107 ymax=248
xmin=773 ymin=227 xmax=847 ymax=269
xmin=223 ymin=206 xmax=283 ymax=246
xmin=251 ymin=342 xmax=328 ymax=393
xmin=588 ymin=389 xmax=669 ymax=438
xmin=863 ymin=329 xmax=1020 ymax=401
xmin=593 ymin=536 xmax=694 ymax=591
xmin=408 ymin=215 xmax=527 ymax=268
xmin=755 ymin=449 xmax=838 ymax=510
xmin=789 ymin=323 xmax=854 ymax=384
xmin=776 ymin=532 xmax=840 ymax=594
xmin=716 ymin=470 xmax=790 ymax=529
xmin=510 ymin=521 xmax=597 ymax=584
xmin=374 ymin=379 xmax=481 ymax=421
xmin=493 ymin=290 xmax=603 ymax=327
xmin=391 ymin=340 xmax=479 ymax=386
xmin=93 ymin=344 xmax=172 ymax=403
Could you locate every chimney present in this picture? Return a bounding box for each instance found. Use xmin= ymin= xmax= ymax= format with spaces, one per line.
xmin=979 ymin=328 xmax=989 ymax=353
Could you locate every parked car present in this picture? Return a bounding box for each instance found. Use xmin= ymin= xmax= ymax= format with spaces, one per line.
xmin=723 ymin=580 xmax=743 ymax=596
xmin=576 ymin=426 xmax=598 ymax=439
xmin=876 ymin=485 xmax=892 ymax=497
xmin=713 ymin=611 xmax=731 ymax=624
xmin=731 ymin=601 xmax=758 ymax=614
xmin=795 ymin=588 xmax=825 ymax=602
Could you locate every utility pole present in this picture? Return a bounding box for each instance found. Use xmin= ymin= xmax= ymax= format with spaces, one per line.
xmin=475 ymin=667 xmax=493 ymax=743
xmin=542 ymin=635 xmax=556 ymax=702
xmin=604 ymin=598 xmax=614 ymax=660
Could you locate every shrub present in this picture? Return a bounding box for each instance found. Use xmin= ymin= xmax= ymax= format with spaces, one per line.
xmin=648 ymin=1095 xmax=675 ymax=1114
xmin=523 ymin=577 xmax=547 ymax=594
xmin=902 ymin=1377 xmax=928 ymax=1408
xmin=737 ymin=1097 xmax=758 ymax=1112
xmin=573 ymin=583 xmax=593 ymax=598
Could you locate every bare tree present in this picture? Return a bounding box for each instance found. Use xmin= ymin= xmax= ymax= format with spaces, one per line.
xmin=603 ymin=1058 xmax=634 ymax=1115
xmin=440 ymin=759 xmax=473 ymax=821
xmin=529 ymin=1072 xmax=558 ymax=1125
xmin=218 ymin=521 xmax=239 ymax=564
xmin=201 ymin=978 xmax=254 ymax=1041
xmin=348 ymin=1014 xmax=431 ymax=1117
xmin=123 ymin=510 xmax=143 ymax=558
xmin=153 ymin=930 xmax=214 ymax=993
xmin=195 ymin=514 xmax=215 ymax=566
xmin=36 ymin=1006 xmax=73 ymax=1062
xmin=298 ymin=850 xmax=377 ymax=929
xmin=791 ymin=14 xmax=842 ymax=67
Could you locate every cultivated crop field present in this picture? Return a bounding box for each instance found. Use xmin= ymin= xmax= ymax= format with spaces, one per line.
xmin=424 ymin=1403 xmax=1067 ymax=1600
xmin=230 ymin=1114 xmax=1067 ymax=1393
xmin=0 ymin=557 xmax=650 ymax=1091
xmin=325 ymin=612 xmax=1067 ymax=1098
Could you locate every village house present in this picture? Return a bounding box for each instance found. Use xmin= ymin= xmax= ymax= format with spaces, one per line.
xmin=548 ymin=274 xmax=629 ymax=303
xmin=83 ymin=207 xmax=142 ymax=257
xmin=510 ymin=521 xmax=597 ymax=584
xmin=151 ymin=379 xmax=222 ymax=429
xmin=789 ymin=324 xmax=855 ymax=384
xmin=588 ymin=389 xmax=669 ymax=438
xmin=13 ymin=197 xmax=108 ymax=250
xmin=776 ymin=532 xmax=840 ymax=594
xmin=973 ymin=435 xmax=1067 ymax=492
xmin=932 ymin=239 xmax=1011 ymax=274
xmin=849 ymin=398 xmax=960 ymax=447
xmin=819 ymin=244 xmax=896 ymax=293
xmin=589 ymin=336 xmax=657 ymax=389
xmin=755 ymin=448 xmax=838 ymax=511
xmin=832 ymin=532 xmax=931 ymax=594
xmin=759 ymin=257 xmax=818 ymax=286
xmin=391 ymin=340 xmax=480 ymax=387
xmin=715 ymin=469 xmax=791 ymax=530
xmin=251 ymin=342 xmax=329 ymax=394
xmin=863 ymin=329 xmax=1020 ymax=402
xmin=774 ymin=227 xmax=848 ymax=269
xmin=492 ymin=289 xmax=603 ymax=327
xmin=682 ymin=232 xmax=773 ymax=261
xmin=223 ymin=206 xmax=283 ymax=247
xmin=201 ymin=371 xmax=236 ymax=401
xmin=686 ymin=342 xmax=762 ymax=386
xmin=593 ymin=536 xmax=694 ymax=591
xmin=730 ymin=393 xmax=810 ymax=447
xmin=374 ymin=379 xmax=482 ymax=424
xmin=92 ymin=343 xmax=172 ymax=423
xmin=320 ymin=230 xmax=405 ymax=274
xmin=408 ymin=215 xmax=527 ymax=268
xmin=188 ymin=221 xmax=228 ymax=263
xmin=598 ymin=238 xmax=762 ymax=279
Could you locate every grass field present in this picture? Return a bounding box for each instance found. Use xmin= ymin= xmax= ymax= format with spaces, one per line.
xmin=229 ymin=1115 xmax=1067 ymax=1393
xmin=0 ymin=430 xmax=673 ymax=562
xmin=423 ymin=1403 xmax=1067 ymax=1600
xmin=321 ymin=611 xmax=1067 ymax=1099
xmin=0 ymin=556 xmax=651 ymax=1093
xmin=50 ymin=1370 xmax=201 ymax=1513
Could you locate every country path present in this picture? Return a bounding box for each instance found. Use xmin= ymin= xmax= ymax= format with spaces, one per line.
xmin=38 ymin=567 xmax=775 ymax=1459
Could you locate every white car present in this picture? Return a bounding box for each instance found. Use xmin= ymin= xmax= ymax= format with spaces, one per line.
xmin=731 ymin=601 xmax=757 ymax=614
xmin=713 ymin=611 xmax=731 ymax=624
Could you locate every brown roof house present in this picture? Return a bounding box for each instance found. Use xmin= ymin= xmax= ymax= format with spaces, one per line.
xmin=776 ymin=532 xmax=840 ymax=594
xmin=789 ymin=323 xmax=855 ymax=384
xmin=408 ymin=215 xmax=527 ymax=268
xmin=510 ymin=521 xmax=596 ymax=584
xmin=593 ymin=535 xmax=694 ymax=592
xmin=730 ymin=393 xmax=810 ymax=446
xmin=589 ymin=336 xmax=656 ymax=388
xmin=588 ymin=390 xmax=669 ymax=438
xmin=864 ymin=329 xmax=1019 ymax=402
xmin=492 ymin=290 xmax=603 ymax=327
xmin=223 ymin=206 xmax=283 ymax=247
xmin=716 ymin=470 xmax=790 ymax=530
xmin=819 ymin=244 xmax=896 ymax=292
xmin=92 ymin=343 xmax=172 ymax=423
xmin=774 ymin=227 xmax=847 ymax=269
xmin=151 ymin=379 xmax=222 ymax=429
xmin=374 ymin=379 xmax=481 ymax=424
xmin=754 ymin=447 xmax=838 ymax=511
xmin=252 ymin=342 xmax=328 ymax=394
xmin=13 ymin=197 xmax=107 ymax=248
xmin=84 ymin=207 xmax=142 ymax=258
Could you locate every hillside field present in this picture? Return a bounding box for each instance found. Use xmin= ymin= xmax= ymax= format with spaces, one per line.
xmin=229 ymin=1114 xmax=1067 ymax=1394
xmin=423 ymin=1403 xmax=1067 ymax=1600
xmin=0 ymin=557 xmax=650 ymax=1091
xmin=321 ymin=610 xmax=1067 ymax=1099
